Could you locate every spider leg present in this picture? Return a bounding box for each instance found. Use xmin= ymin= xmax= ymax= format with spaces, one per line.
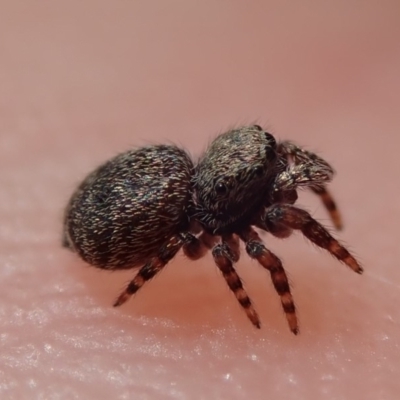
xmin=261 ymin=204 xmax=363 ymax=274
xmin=278 ymin=140 xmax=335 ymax=173
xmin=182 ymin=231 xmax=220 ymax=260
xmin=278 ymin=141 xmax=342 ymax=229
xmin=113 ymin=234 xmax=184 ymax=307
xmin=239 ymin=227 xmax=298 ymax=335
xmin=273 ymin=160 xmax=333 ymax=193
xmin=261 ymin=215 xmax=293 ymax=238
xmin=182 ymin=232 xmax=210 ymax=260
xmin=199 ymin=231 xmax=220 ymax=250
xmin=222 ymin=233 xmax=240 ymax=262
xmin=212 ymin=239 xmax=260 ymax=328
xmin=310 ymin=185 xmax=343 ymax=230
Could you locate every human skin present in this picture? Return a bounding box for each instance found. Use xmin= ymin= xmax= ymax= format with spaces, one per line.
xmin=1 ymin=1 xmax=400 ymax=399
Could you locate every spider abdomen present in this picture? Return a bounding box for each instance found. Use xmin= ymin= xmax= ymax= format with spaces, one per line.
xmin=63 ymin=145 xmax=194 ymax=270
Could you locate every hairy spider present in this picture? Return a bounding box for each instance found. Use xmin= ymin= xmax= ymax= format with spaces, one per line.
xmin=63 ymin=125 xmax=362 ymax=334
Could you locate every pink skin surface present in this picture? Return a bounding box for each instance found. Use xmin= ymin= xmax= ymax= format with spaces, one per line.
xmin=1 ymin=1 xmax=400 ymax=398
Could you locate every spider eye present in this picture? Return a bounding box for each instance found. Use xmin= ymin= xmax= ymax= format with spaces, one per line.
xmin=215 ymin=181 xmax=228 ymax=195
xmin=253 ymin=165 xmax=264 ymax=177
xmin=253 ymin=124 xmax=263 ymax=131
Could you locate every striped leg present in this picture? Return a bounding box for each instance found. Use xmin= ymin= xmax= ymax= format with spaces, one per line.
xmin=113 ymin=235 xmax=184 ymax=307
xmin=276 ymin=141 xmax=335 ymax=190
xmin=182 ymin=231 xmax=219 ymax=260
xmin=212 ymin=242 xmax=260 ymax=329
xmin=278 ymin=141 xmax=342 ymax=229
xmin=263 ymin=204 xmax=363 ymax=274
xmin=311 ymin=185 xmax=343 ymax=230
xmin=222 ymin=234 xmax=240 ymax=262
xmin=278 ymin=140 xmax=335 ymax=174
xmin=182 ymin=232 xmax=209 ymax=260
xmin=240 ymin=227 xmax=298 ymax=335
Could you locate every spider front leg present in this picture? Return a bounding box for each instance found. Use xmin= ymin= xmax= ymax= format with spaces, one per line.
xmin=212 ymin=238 xmax=260 ymax=328
xmin=273 ymin=150 xmax=334 ymax=193
xmin=239 ymin=227 xmax=298 ymax=335
xmin=113 ymin=234 xmax=185 ymax=307
xmin=310 ymin=186 xmax=343 ymax=230
xmin=278 ymin=140 xmax=335 ymax=174
xmin=278 ymin=141 xmax=342 ymax=229
xmin=260 ymin=204 xmax=363 ymax=274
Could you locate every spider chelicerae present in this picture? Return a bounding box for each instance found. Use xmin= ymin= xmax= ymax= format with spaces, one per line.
xmin=63 ymin=125 xmax=362 ymax=334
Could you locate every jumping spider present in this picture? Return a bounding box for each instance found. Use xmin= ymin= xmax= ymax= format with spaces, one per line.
xmin=63 ymin=125 xmax=362 ymax=334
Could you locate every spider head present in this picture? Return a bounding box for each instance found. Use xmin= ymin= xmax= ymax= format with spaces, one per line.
xmin=193 ymin=125 xmax=278 ymax=234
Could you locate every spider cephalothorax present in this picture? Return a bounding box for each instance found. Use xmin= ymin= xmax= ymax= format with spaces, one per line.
xmin=193 ymin=125 xmax=281 ymax=234
xmin=63 ymin=125 xmax=362 ymax=334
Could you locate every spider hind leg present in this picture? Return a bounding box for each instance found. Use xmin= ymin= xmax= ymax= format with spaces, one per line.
xmin=311 ymin=185 xmax=343 ymax=230
xmin=113 ymin=234 xmax=185 ymax=307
